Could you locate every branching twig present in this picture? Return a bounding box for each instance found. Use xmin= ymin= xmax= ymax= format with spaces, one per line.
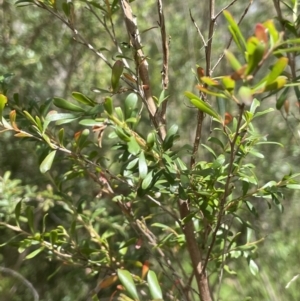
xmin=202 ymin=103 xmax=245 ymax=274
xmin=119 ymin=0 xmax=166 ymax=140
xmin=33 ymin=1 xmax=112 ymax=68
xmin=157 ymin=0 xmax=169 ymax=126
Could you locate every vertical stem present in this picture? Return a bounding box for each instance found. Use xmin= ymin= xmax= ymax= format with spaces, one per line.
xmin=178 ymin=199 xmax=213 ymax=301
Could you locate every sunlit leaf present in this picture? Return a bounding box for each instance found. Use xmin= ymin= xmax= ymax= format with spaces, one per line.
xmin=263 ymin=20 xmax=279 ymax=47
xmin=147 ymin=270 xmax=163 ymax=300
xmin=72 ymin=92 xmax=96 ymax=106
xmin=248 ymin=258 xmax=259 ymax=276
xmin=223 ymin=10 xmax=246 ymax=53
xmin=0 ymin=94 xmax=7 ymax=119
xmin=185 ymin=91 xmax=220 ymax=120
xmin=142 ymin=170 xmax=153 ymax=190
xmin=53 ymin=97 xmax=85 ymax=112
xmin=40 ymin=150 xmax=57 ymax=173
xmin=128 ymin=136 xmax=140 ymax=155
xmin=200 ymin=76 xmax=220 ymax=87
xmin=239 ymin=86 xmax=253 ymax=105
xmin=245 ymin=37 xmax=265 ymax=75
xmin=224 ymin=50 xmax=242 ymax=71
xmin=139 ymin=152 xmax=148 ymax=179
xmin=263 ymin=76 xmax=287 ymax=92
xmin=117 ymin=269 xmax=140 ymax=301
xmin=124 ymin=93 xmax=138 ymax=120
xmin=255 ymin=23 xmax=268 ymax=43
xmin=222 ymin=76 xmax=235 ymax=93
xmin=25 ymin=247 xmax=45 ymax=259
xmin=266 ymin=57 xmax=288 ymax=85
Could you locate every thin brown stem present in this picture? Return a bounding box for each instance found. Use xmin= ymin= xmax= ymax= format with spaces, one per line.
xmin=202 ymin=103 xmax=245 ymax=274
xmin=157 ymin=0 xmax=169 ymax=126
xmin=119 ymin=0 xmax=166 ymax=140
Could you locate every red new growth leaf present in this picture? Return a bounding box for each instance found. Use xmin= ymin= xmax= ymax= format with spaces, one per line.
xmin=224 ymin=112 xmax=233 ymax=125
xmin=255 ymin=23 xmax=268 ymax=44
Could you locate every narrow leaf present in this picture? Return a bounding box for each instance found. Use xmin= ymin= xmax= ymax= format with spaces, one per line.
xmin=25 ymin=247 xmax=45 ymax=259
xmin=0 ymin=94 xmax=7 ymax=119
xmin=117 ymin=269 xmax=140 ymax=301
xmin=139 ymin=152 xmax=148 ymax=179
xmin=53 ymin=97 xmax=85 ymax=112
xmin=147 ymin=270 xmax=163 ymax=300
xmin=40 ymin=150 xmax=57 ymax=173
xmin=72 ymin=92 xmax=96 ymax=106
xmin=111 ymin=60 xmax=124 ymax=92
xmin=266 ymin=57 xmax=288 ymax=85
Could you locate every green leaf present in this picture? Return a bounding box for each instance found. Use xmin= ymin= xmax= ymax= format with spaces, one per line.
xmin=79 ymin=119 xmax=104 ymax=126
xmin=163 ymin=124 xmax=179 ymax=150
xmin=115 ymin=107 xmax=125 ymax=121
xmin=40 ymin=150 xmax=57 ymax=173
xmin=185 ymin=92 xmax=220 ymax=120
xmin=139 ymin=152 xmax=148 ymax=179
xmin=223 ymin=10 xmax=246 ymax=53
xmin=245 ymin=38 xmax=265 ymax=75
xmin=0 ymin=94 xmax=7 ymax=119
xmin=111 ymin=60 xmax=124 ymax=92
xmin=23 ymin=111 xmax=39 ymax=127
xmin=117 ymin=269 xmax=140 ymax=301
xmin=45 ymin=112 xmax=78 ymax=122
xmin=72 ymin=92 xmax=96 ymax=106
xmin=266 ymin=57 xmax=288 ymax=85
xmin=104 ymin=97 xmax=114 ymax=115
xmin=200 ymin=76 xmax=220 ymax=87
xmin=142 ymin=170 xmax=153 ymax=190
xmin=127 ymin=136 xmax=141 ymax=155
xmin=224 ymin=50 xmax=242 ymax=71
xmin=53 ymin=97 xmax=85 ymax=112
xmin=263 ymin=76 xmax=287 ymax=92
xmin=147 ymin=270 xmax=163 ymax=300
xmin=196 ymin=86 xmax=227 ymax=98
xmin=286 ymin=184 xmax=300 ymax=189
xmin=25 ymin=247 xmax=45 ymax=259
xmin=15 ymin=200 xmax=22 ymax=228
xmin=146 ymin=132 xmax=156 ymax=149
xmin=222 ymin=76 xmax=235 ymax=93
xmin=263 ymin=20 xmax=279 ymax=47
xmin=26 ymin=206 xmax=34 ymax=233
xmin=124 ymin=93 xmax=138 ymax=120
xmin=50 ymin=230 xmax=58 ymax=246
xmin=248 ymin=258 xmax=259 ymax=276
xmin=239 ymin=86 xmax=253 ymax=105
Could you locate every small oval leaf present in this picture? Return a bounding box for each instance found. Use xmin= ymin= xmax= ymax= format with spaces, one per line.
xmin=147 ymin=270 xmax=163 ymax=300
xmin=117 ymin=269 xmax=140 ymax=301
xmin=40 ymin=150 xmax=57 ymax=174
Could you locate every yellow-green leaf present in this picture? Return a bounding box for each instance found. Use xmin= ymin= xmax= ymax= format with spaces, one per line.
xmin=40 ymin=150 xmax=57 ymax=173
xmin=185 ymin=91 xmax=220 ymax=120
xmin=266 ymin=57 xmax=288 ymax=85
xmin=0 ymin=94 xmax=7 ymax=119
xmin=224 ymin=50 xmax=242 ymax=71
xmin=111 ymin=60 xmax=124 ymax=93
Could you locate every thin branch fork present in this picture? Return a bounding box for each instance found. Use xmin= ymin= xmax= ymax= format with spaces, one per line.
xmin=157 ymin=0 xmax=169 ymax=126
xmin=119 ymin=0 xmax=166 ymax=140
xmin=202 ymin=103 xmax=245 ymax=274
